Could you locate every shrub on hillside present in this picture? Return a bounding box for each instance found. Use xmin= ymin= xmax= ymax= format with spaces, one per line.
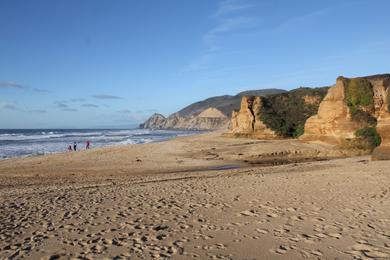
xmin=259 ymin=87 xmax=328 ymax=137
xmin=344 ymin=78 xmax=376 ymax=125
xmin=354 ymin=127 xmax=381 ymax=151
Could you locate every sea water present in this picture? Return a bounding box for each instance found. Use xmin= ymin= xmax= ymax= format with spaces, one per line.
xmin=0 ymin=129 xmax=198 ymax=159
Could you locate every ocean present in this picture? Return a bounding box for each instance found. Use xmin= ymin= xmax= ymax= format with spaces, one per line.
xmin=0 ymin=129 xmax=198 ymax=160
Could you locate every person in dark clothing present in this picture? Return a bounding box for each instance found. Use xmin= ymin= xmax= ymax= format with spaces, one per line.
xmin=68 ymin=145 xmax=72 ymax=152
xmin=73 ymin=142 xmax=77 ymax=151
xmin=86 ymin=140 xmax=90 ymax=149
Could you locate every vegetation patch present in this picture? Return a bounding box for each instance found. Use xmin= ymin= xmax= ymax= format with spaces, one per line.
xmin=344 ymin=78 xmax=376 ymax=125
xmin=259 ymin=87 xmax=329 ymax=137
xmin=344 ymin=78 xmax=374 ymax=110
xmin=352 ymin=127 xmax=381 ymax=151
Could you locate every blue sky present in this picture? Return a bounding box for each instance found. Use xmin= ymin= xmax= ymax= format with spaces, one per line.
xmin=1 ymin=0 xmax=389 ymax=128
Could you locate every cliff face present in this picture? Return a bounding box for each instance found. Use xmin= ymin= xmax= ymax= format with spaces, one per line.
xmin=140 ymin=89 xmax=286 ymax=130
xmin=141 ymin=108 xmax=229 ymax=130
xmin=372 ymin=77 xmax=390 ymax=160
xmin=300 ymin=78 xmax=362 ymax=143
xmin=177 ymin=107 xmax=230 ymax=130
xmin=139 ymin=113 xmax=166 ymax=129
xmin=175 ymin=89 xmax=286 ymax=118
xmin=231 ymin=96 xmax=277 ymax=139
xmin=230 ymin=87 xmax=328 ymax=139
xmin=300 ymin=74 xmax=390 ymax=159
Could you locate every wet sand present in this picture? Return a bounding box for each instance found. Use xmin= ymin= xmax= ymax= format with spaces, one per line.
xmin=1 ymin=132 xmax=390 ymax=259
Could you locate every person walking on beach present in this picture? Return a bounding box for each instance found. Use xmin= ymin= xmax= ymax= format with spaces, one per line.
xmin=73 ymin=142 xmax=77 ymax=151
xmin=68 ymin=145 xmax=72 ymax=152
xmin=86 ymin=140 xmax=90 ymax=149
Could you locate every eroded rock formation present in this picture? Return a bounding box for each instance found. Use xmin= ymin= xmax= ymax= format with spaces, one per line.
xmin=139 ymin=113 xmax=167 ymax=129
xmin=230 ymin=96 xmax=277 ymax=139
xmin=299 ymin=74 xmax=390 ymax=160
xmin=140 ymin=89 xmax=286 ymax=130
xmin=300 ymin=78 xmax=362 ymax=143
xmin=230 ymin=87 xmax=328 ymax=139
xmin=372 ymin=77 xmax=390 ymax=160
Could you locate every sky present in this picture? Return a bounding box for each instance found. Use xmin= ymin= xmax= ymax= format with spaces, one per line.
xmin=0 ymin=0 xmax=389 ymax=129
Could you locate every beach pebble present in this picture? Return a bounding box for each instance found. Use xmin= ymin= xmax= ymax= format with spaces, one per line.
xmin=328 ymin=233 xmax=342 ymax=239
xmin=311 ymin=250 xmax=323 ymax=256
xmin=275 ymin=248 xmax=287 ymax=254
xmin=352 ymin=244 xmax=373 ymax=252
xmin=240 ymin=210 xmax=256 ymax=217
xmin=364 ymin=251 xmax=389 ymax=258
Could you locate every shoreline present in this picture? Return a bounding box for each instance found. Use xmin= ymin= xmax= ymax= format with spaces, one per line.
xmin=0 ymin=131 xmax=342 ymax=179
xmin=0 ymin=128 xmax=203 ymax=161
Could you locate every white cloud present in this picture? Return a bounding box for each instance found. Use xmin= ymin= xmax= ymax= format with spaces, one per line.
xmin=118 ymin=109 xmax=132 ymax=113
xmin=187 ymin=0 xmax=256 ymax=71
xmin=1 ymin=103 xmax=18 ymax=110
xmin=0 ymin=81 xmax=49 ymax=92
xmin=215 ymin=0 xmax=252 ymax=16
xmin=71 ymin=98 xmax=87 ymax=102
xmin=25 ymin=109 xmax=47 ymax=113
xmin=54 ymin=101 xmax=68 ymax=108
xmin=81 ymin=103 xmax=99 ymax=108
xmin=92 ymin=94 xmax=123 ymax=100
xmin=32 ymin=88 xmax=50 ymax=93
xmin=62 ymin=108 xmax=78 ymax=112
xmin=0 ymin=81 xmax=28 ymax=89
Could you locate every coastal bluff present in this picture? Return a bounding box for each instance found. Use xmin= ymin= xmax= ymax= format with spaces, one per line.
xmin=139 ymin=108 xmax=229 ymax=130
xmin=140 ymin=73 xmax=390 ymax=160
xmin=229 ymin=87 xmax=328 ymax=139
xmin=230 ymin=96 xmax=277 ymax=139
xmin=140 ymin=89 xmax=286 ymax=130
xmin=300 ymin=74 xmax=390 ymax=160
xmin=228 ymin=74 xmax=390 ymax=160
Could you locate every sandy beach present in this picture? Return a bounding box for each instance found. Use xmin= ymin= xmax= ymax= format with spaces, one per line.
xmin=1 ymin=132 xmax=390 ymax=259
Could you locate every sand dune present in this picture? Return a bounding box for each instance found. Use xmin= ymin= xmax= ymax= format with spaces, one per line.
xmin=1 ymin=133 xmax=390 ymax=259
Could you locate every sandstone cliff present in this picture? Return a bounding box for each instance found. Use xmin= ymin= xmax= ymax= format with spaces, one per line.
xmin=370 ymin=76 xmax=390 ymax=160
xmin=231 ymin=96 xmax=277 ymax=139
xmin=230 ymin=87 xmax=328 ymax=139
xmin=300 ymin=78 xmax=362 ymax=143
xmin=300 ymin=74 xmax=390 ymax=159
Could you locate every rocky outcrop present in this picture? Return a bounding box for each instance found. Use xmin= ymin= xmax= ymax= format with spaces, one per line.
xmin=303 ymin=95 xmax=321 ymax=105
xmin=230 ymin=96 xmax=277 ymax=139
xmin=300 ymin=78 xmax=362 ymax=143
xmin=230 ymin=87 xmax=328 ymax=139
xmin=141 ymin=108 xmax=229 ymax=130
xmin=139 ymin=113 xmax=167 ymax=129
xmin=163 ymin=110 xmax=229 ymax=130
xmin=142 ymin=74 xmax=390 ymax=159
xmin=372 ymin=77 xmax=390 ymax=160
xmin=299 ymin=74 xmax=390 ymax=160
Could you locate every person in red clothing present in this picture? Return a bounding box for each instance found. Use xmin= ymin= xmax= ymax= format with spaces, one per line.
xmin=86 ymin=140 xmax=90 ymax=149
